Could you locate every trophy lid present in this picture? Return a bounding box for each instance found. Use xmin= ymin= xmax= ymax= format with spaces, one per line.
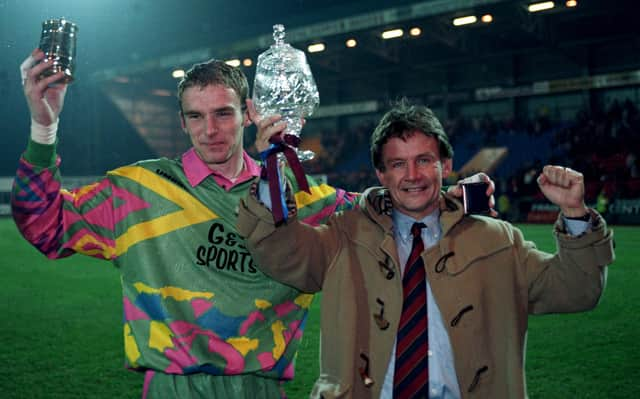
xmin=263 ymin=23 xmax=294 ymax=58
xmin=273 ymin=24 xmax=285 ymax=46
xmin=42 ymin=18 xmax=78 ymax=33
xmin=253 ymin=23 xmax=319 ymax=120
xmin=257 ymin=24 xmax=297 ymax=74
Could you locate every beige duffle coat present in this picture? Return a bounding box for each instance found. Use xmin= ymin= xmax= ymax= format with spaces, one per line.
xmin=237 ymin=187 xmax=614 ymax=399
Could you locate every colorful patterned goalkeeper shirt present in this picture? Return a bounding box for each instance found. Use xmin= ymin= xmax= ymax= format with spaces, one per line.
xmin=12 ymin=139 xmax=356 ymax=381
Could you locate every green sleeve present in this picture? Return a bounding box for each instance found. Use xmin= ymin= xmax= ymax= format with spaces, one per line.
xmin=23 ymin=138 xmax=58 ymax=167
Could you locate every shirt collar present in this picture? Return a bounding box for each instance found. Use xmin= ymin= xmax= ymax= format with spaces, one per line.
xmin=182 ymin=148 xmax=261 ymax=190
xmin=392 ymin=208 xmax=441 ymax=244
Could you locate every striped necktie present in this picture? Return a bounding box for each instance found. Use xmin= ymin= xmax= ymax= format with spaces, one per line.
xmin=393 ymin=222 xmax=428 ymax=398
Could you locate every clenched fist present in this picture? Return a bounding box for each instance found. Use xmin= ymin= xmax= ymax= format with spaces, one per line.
xmin=537 ymin=165 xmax=589 ymax=217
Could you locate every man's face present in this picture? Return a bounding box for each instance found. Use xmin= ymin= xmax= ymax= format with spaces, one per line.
xmin=375 ymin=131 xmax=452 ymax=220
xmin=180 ymin=84 xmax=249 ymax=170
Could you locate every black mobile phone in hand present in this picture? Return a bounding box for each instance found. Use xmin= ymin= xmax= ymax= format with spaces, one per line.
xmin=462 ymin=182 xmax=491 ymax=214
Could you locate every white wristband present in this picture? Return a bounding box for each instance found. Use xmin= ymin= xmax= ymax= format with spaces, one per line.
xmin=30 ymin=118 xmax=58 ymax=145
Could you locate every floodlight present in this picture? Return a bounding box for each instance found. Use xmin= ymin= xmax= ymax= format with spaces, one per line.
xmin=528 ymin=1 xmax=555 ymax=12
xmin=307 ymin=43 xmax=326 ymax=53
xmin=225 ymin=59 xmax=241 ymax=67
xmin=381 ymin=29 xmax=404 ymax=39
xmin=453 ymin=15 xmax=478 ymax=26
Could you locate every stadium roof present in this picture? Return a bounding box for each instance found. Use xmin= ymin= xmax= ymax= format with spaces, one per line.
xmin=91 ymin=0 xmax=637 ymax=87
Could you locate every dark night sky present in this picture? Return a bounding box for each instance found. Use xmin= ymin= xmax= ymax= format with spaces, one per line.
xmin=0 ymin=0 xmax=418 ymax=173
xmin=0 ymin=1 xmax=347 ymax=170
xmin=1 ymin=0 xmax=416 ymax=78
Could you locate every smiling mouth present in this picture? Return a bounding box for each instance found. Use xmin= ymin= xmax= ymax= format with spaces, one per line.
xmin=403 ymin=187 xmax=426 ymax=192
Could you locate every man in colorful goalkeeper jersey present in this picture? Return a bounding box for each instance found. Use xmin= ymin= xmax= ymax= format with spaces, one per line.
xmin=13 ymin=48 xmax=357 ymax=398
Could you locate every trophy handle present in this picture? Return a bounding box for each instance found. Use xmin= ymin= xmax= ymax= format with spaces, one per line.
xmin=297 ymin=149 xmax=315 ymax=162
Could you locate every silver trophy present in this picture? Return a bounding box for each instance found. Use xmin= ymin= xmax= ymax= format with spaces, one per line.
xmin=38 ymin=18 xmax=78 ymax=83
xmin=253 ymin=24 xmax=319 ymax=160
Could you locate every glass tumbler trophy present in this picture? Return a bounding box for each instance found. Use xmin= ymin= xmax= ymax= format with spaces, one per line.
xmin=38 ymin=18 xmax=78 ymax=83
xmin=253 ymin=24 xmax=320 ymax=161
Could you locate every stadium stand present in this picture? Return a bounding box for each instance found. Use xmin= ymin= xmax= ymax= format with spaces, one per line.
xmin=2 ymin=1 xmax=639 ymax=224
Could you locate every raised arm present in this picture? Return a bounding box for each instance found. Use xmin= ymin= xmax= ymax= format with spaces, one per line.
xmin=12 ymin=50 xmax=117 ymax=261
xmin=525 ymin=165 xmax=614 ymax=313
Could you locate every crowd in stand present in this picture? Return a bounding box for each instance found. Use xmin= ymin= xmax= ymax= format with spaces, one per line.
xmin=556 ymin=99 xmax=640 ymax=199
xmin=291 ymin=98 xmax=640 ymax=222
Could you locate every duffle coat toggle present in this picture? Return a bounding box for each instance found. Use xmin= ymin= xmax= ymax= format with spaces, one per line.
xmin=358 ymin=353 xmax=375 ymax=388
xmin=373 ymin=298 xmax=390 ymax=330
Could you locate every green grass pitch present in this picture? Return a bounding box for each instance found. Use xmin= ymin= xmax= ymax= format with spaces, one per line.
xmin=0 ymin=218 xmax=636 ymax=398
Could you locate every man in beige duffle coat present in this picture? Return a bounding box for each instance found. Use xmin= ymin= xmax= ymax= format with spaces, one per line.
xmin=237 ymin=102 xmax=615 ymax=399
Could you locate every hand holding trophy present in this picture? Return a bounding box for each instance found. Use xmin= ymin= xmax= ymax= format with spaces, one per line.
xmin=20 ymin=18 xmax=78 ymax=128
xmin=253 ymin=24 xmax=320 ymax=161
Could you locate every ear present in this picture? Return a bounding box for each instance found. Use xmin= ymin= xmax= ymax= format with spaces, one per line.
xmin=179 ymin=111 xmax=187 ymax=133
xmin=242 ymin=107 xmax=252 ymax=128
xmin=441 ymin=158 xmax=453 ymax=179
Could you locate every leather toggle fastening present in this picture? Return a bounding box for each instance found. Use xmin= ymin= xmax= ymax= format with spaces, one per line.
xmin=358 ymin=353 xmax=375 ymax=387
xmin=468 ymin=365 xmax=488 ymax=392
xmin=451 ymin=305 xmax=474 ymax=327
xmin=373 ymin=298 xmax=390 ymax=330
xmin=378 ymin=260 xmax=395 ymax=280
xmin=434 ymin=251 xmax=455 ymax=273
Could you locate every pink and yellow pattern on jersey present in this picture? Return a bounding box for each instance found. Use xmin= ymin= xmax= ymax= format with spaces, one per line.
xmin=12 ymin=139 xmax=357 ymax=382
